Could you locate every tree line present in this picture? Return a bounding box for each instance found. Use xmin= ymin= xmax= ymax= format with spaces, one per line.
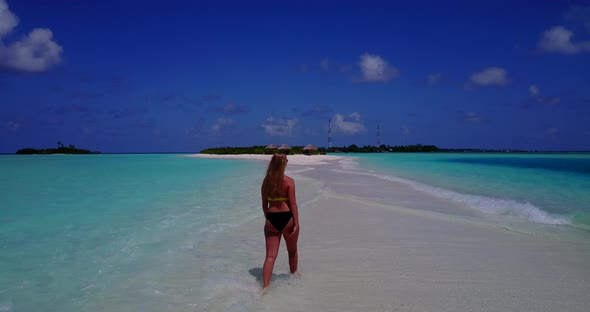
xmin=200 ymin=144 xmax=440 ymax=154
xmin=15 ymin=141 xmax=100 ymax=154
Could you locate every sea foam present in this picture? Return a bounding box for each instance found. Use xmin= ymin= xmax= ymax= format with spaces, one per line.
xmin=333 ymin=168 xmax=572 ymax=226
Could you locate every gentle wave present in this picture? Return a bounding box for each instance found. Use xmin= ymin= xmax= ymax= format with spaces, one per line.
xmin=338 ymin=157 xmax=359 ymax=170
xmin=332 ymin=168 xmax=572 ymax=226
xmin=413 ymin=185 xmax=572 ymax=225
xmin=287 ymin=167 xmax=315 ymax=174
xmin=572 ymin=212 xmax=590 ymax=229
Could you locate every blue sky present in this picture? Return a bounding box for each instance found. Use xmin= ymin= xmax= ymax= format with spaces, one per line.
xmin=1 ymin=0 xmax=590 ymax=153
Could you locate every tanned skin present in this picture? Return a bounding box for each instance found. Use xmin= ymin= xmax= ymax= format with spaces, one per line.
xmin=261 ymin=155 xmax=301 ymax=291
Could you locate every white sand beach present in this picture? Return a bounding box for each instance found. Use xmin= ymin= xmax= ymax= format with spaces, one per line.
xmin=187 ymin=153 xmax=346 ymax=166
xmin=191 ymin=154 xmax=590 ymax=311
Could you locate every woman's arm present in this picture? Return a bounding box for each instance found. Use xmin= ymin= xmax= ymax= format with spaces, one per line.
xmin=261 ymin=188 xmax=268 ymax=217
xmin=287 ymin=177 xmax=299 ymax=227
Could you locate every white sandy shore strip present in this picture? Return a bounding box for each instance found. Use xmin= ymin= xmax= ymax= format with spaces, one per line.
xmin=185 ymin=153 xmax=346 ymax=166
xmin=277 ymin=177 xmax=590 ymax=311
xmin=194 ymin=153 xmax=590 ymax=311
xmin=292 ymin=194 xmax=590 ymax=312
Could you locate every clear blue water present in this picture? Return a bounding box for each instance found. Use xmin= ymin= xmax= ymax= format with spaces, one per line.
xmin=352 ymin=153 xmax=590 ymax=229
xmin=0 ymin=154 xmax=267 ymax=311
xmin=2 ymin=153 xmax=589 ymax=311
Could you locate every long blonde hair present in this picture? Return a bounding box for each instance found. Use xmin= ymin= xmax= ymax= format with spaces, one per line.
xmin=261 ymin=154 xmax=288 ymax=198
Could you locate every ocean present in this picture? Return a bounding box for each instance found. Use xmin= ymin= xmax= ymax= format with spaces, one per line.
xmin=1 ymin=153 xmax=588 ymax=311
xmin=353 ymin=153 xmax=590 ymax=229
xmin=0 ymin=154 xmax=271 ymax=311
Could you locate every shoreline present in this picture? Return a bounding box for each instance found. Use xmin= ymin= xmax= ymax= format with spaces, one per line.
xmin=190 ymin=153 xmax=589 ymax=237
xmin=195 ymin=153 xmax=590 ymax=311
xmin=185 ymin=153 xmax=347 ymax=166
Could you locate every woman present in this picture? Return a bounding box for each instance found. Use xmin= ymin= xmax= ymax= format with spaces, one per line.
xmin=260 ymin=153 xmax=301 ymax=290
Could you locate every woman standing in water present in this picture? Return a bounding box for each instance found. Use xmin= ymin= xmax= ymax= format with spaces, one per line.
xmin=261 ymin=153 xmax=301 ymax=290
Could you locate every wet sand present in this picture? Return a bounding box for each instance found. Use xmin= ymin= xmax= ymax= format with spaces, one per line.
xmin=193 ymin=154 xmax=590 ymax=312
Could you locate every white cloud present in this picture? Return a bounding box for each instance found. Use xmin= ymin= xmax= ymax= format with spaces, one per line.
xmin=358 ymin=53 xmax=399 ymax=82
xmin=5 ymin=116 xmax=23 ymax=131
xmin=0 ymin=0 xmax=63 ymax=72
xmin=332 ymin=112 xmax=366 ymax=135
xmin=470 ymin=67 xmax=509 ymax=86
xmin=261 ymin=117 xmax=297 ymax=136
xmin=207 ymin=103 xmax=249 ymax=114
xmin=427 ymin=73 xmax=442 ymax=85
xmin=5 ymin=120 xmax=20 ymax=131
xmin=528 ymin=84 xmax=560 ymax=104
xmin=537 ymin=26 xmax=590 ymax=54
xmin=464 ymin=112 xmax=481 ymax=123
xmin=0 ymin=0 xmax=18 ymax=37
xmin=211 ymin=117 xmax=233 ymax=133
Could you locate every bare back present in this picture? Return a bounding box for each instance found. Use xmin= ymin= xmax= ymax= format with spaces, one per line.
xmin=266 ymin=175 xmax=295 ymax=213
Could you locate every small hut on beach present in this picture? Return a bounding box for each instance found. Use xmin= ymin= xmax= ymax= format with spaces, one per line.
xmin=303 ymin=144 xmax=318 ymax=155
xmin=265 ymin=144 xmax=277 ymax=154
xmin=278 ymin=144 xmax=292 ymax=154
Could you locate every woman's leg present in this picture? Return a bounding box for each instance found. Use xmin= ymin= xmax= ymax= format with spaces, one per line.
xmin=282 ymin=219 xmax=299 ymax=274
xmin=262 ymin=221 xmax=281 ymax=288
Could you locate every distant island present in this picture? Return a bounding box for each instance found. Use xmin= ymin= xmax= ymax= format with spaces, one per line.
xmin=16 ymin=141 xmax=101 ymax=155
xmin=200 ymin=144 xmax=441 ymax=155
xmin=199 ymin=144 xmax=538 ymax=155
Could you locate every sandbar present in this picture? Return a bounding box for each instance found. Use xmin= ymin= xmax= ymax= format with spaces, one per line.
xmin=194 ymin=154 xmax=590 ymax=311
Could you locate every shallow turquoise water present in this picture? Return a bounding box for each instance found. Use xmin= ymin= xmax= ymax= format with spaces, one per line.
xmin=0 ymin=154 xmax=267 ymax=311
xmin=351 ymin=153 xmax=590 ymax=228
xmin=2 ymin=152 xmax=589 ymax=311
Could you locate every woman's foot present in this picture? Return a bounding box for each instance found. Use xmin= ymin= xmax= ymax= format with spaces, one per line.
xmin=260 ymin=287 xmax=270 ymax=296
xmin=291 ymin=271 xmax=302 ymax=279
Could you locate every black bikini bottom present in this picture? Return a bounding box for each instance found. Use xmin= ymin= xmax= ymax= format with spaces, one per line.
xmin=266 ymin=211 xmax=293 ymax=232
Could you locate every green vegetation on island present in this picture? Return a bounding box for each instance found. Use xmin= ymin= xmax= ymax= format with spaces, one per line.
xmin=200 ymin=145 xmax=322 ymax=155
xmin=330 ymin=144 xmax=440 ymax=153
xmin=200 ymin=144 xmax=441 ymax=154
xmin=16 ymin=141 xmax=101 ymax=155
